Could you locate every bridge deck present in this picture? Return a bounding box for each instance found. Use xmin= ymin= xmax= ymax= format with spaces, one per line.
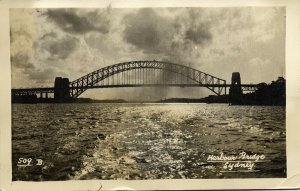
xmin=11 ymin=84 xmax=258 ymax=94
xmin=70 ymin=84 xmax=257 ymax=88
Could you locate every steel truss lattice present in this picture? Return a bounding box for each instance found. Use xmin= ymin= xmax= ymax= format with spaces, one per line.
xmin=69 ymin=60 xmax=227 ymax=98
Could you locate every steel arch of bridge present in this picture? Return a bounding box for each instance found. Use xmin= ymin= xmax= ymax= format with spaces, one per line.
xmin=70 ymin=61 xmax=226 ymax=98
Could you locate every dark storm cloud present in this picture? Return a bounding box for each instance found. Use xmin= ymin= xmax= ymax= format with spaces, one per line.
xmin=11 ymin=52 xmax=35 ymax=69
xmin=122 ymin=8 xmax=213 ymax=57
xmin=185 ymin=25 xmax=212 ymax=45
xmin=123 ymin=8 xmax=174 ymax=54
xmin=42 ymin=36 xmax=79 ymax=60
xmin=182 ymin=9 xmax=212 ymax=46
xmin=46 ymin=9 xmax=110 ymax=34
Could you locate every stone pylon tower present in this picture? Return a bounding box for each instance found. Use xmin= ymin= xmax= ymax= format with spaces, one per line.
xmin=54 ymin=77 xmax=70 ymax=102
xmin=229 ymin=72 xmax=243 ymax=105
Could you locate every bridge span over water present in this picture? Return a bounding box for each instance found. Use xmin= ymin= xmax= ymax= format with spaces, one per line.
xmin=11 ymin=60 xmax=258 ymax=101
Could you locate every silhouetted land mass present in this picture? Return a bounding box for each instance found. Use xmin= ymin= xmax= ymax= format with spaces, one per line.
xmin=242 ymin=77 xmax=286 ymax=106
xmin=158 ymin=77 xmax=286 ymax=106
xmin=157 ymin=95 xmax=228 ymax=104
xmin=71 ymin=98 xmax=127 ymax=103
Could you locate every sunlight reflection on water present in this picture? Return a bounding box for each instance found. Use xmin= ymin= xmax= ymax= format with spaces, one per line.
xmin=12 ymin=103 xmax=286 ymax=180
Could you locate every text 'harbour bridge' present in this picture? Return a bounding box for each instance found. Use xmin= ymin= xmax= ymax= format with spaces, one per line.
xmin=11 ymin=60 xmax=258 ymax=101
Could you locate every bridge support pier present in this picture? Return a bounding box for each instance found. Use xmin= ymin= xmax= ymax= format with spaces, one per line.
xmin=229 ymin=72 xmax=243 ymax=105
xmin=54 ymin=77 xmax=71 ymax=102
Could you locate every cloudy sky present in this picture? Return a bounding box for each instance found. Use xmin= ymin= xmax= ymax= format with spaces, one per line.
xmin=10 ymin=7 xmax=285 ymax=100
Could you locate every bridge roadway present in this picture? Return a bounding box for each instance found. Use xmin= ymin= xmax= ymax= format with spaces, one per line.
xmin=11 ymin=84 xmax=258 ymax=96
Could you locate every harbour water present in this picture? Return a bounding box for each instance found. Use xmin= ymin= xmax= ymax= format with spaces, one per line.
xmin=12 ymin=103 xmax=286 ymax=181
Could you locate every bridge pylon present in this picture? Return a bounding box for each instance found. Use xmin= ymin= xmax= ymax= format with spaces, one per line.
xmin=54 ymin=77 xmax=71 ymax=102
xmin=229 ymin=72 xmax=243 ymax=105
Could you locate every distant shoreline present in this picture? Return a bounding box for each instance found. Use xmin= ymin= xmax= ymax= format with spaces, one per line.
xmin=12 ymin=96 xmax=285 ymax=106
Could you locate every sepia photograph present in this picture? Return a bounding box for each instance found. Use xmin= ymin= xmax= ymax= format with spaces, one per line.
xmin=9 ymin=6 xmax=288 ymax=182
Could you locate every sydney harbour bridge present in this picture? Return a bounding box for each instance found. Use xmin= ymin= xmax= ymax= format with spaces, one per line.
xmin=11 ymin=60 xmax=258 ymax=103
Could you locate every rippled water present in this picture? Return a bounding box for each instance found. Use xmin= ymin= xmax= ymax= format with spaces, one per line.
xmin=12 ymin=103 xmax=286 ymax=181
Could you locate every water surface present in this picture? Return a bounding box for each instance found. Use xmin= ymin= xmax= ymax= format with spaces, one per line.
xmin=12 ymin=103 xmax=286 ymax=180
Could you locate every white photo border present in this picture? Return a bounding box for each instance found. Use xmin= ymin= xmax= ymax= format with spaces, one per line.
xmin=1 ymin=0 xmax=300 ymax=190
